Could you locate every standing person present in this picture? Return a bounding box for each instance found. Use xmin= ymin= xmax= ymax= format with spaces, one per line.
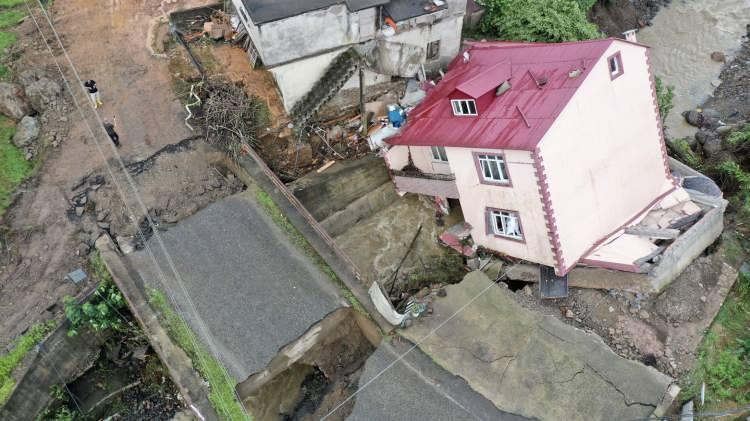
xmin=103 ymin=117 xmax=120 ymax=147
xmin=84 ymin=80 xmax=102 ymax=108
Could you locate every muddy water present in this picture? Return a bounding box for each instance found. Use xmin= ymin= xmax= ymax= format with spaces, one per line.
xmin=637 ymin=0 xmax=750 ymax=139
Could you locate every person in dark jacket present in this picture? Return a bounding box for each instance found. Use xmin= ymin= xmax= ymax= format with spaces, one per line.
xmin=84 ymin=80 xmax=102 ymax=108
xmin=103 ymin=117 xmax=120 ymax=147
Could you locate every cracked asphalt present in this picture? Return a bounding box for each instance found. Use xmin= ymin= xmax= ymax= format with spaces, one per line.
xmin=400 ymin=271 xmax=675 ymax=420
xmin=128 ymin=190 xmax=345 ymax=382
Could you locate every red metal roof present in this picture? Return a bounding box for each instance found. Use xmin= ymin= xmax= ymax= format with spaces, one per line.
xmin=387 ymin=39 xmax=622 ymax=151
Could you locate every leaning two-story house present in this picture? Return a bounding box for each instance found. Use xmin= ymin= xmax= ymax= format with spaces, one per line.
xmin=230 ymin=0 xmax=466 ymax=122
xmin=383 ymin=38 xmax=724 ymax=281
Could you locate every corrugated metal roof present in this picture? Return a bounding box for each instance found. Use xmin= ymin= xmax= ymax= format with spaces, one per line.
xmin=241 ymin=0 xmax=388 ymax=24
xmin=388 ymin=39 xmax=625 ymax=151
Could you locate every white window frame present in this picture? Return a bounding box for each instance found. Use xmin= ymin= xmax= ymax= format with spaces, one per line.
xmin=478 ymin=154 xmax=509 ymax=183
xmin=491 ymin=210 xmax=523 ymax=240
xmin=431 ymin=146 xmax=448 ymax=162
xmin=451 ymin=99 xmax=477 ymax=116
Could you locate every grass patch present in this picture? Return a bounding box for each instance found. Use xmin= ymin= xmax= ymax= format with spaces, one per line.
xmin=0 ymin=31 xmax=16 ymax=50
xmin=0 ymin=115 xmax=32 ymax=216
xmin=0 ymin=0 xmax=25 ymax=7
xmin=681 ymin=272 xmax=750 ymax=405
xmin=0 ymin=320 xmax=56 ymax=405
xmin=254 ymin=188 xmax=366 ymax=314
xmin=147 ymin=288 xmax=249 ymax=421
xmin=0 ymin=10 xmax=24 ymax=29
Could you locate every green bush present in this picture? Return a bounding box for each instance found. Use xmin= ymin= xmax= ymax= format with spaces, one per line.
xmin=669 ymin=137 xmax=700 ymax=169
xmin=727 ymin=125 xmax=750 ymax=147
xmin=0 ymin=0 xmax=25 ymax=7
xmin=478 ymin=0 xmax=600 ymax=42
xmin=0 ymin=321 xmax=56 ymax=405
xmin=63 ymin=253 xmax=127 ymax=336
xmin=655 ymin=76 xmax=675 ymax=124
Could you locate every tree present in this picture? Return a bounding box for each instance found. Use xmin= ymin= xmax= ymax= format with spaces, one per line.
xmin=478 ymin=0 xmax=600 ymax=42
xmin=654 ymin=76 xmax=675 ymax=124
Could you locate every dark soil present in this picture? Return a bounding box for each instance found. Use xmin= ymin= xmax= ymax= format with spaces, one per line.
xmin=589 ymin=0 xmax=670 ymax=37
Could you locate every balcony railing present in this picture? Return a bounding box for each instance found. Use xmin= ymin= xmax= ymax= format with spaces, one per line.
xmin=392 ymin=170 xmax=459 ymax=199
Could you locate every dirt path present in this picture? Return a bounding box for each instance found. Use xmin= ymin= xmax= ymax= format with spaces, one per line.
xmin=0 ymin=0 xmax=210 ymax=347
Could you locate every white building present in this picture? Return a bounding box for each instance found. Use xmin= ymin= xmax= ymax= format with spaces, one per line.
xmin=231 ymin=0 xmax=466 ymax=119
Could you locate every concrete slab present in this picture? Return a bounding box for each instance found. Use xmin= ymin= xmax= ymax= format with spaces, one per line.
xmin=348 ymin=341 xmax=530 ymax=421
xmin=128 ymin=191 xmax=345 ymax=382
xmin=400 ymin=271 xmax=677 ymax=421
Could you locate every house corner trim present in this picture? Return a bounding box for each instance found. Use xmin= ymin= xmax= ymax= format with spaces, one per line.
xmin=532 ymin=148 xmax=566 ymax=275
xmin=645 ymin=48 xmax=679 ymax=187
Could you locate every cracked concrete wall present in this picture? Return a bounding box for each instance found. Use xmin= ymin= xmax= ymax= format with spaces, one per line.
xmin=401 ymin=271 xmax=677 ymax=421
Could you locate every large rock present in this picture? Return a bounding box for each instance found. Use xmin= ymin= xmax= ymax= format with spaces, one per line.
xmin=25 ymin=77 xmax=61 ymax=112
xmin=12 ymin=116 xmax=40 ymax=147
xmin=683 ymin=110 xmax=704 ymax=127
xmin=701 ymin=136 xmax=723 ymax=157
xmin=0 ymin=83 xmax=31 ymax=120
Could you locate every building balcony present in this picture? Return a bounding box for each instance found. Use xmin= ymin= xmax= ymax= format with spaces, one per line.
xmin=392 ymin=170 xmax=460 ymax=199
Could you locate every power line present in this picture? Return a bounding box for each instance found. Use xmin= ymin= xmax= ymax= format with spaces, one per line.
xmin=23 ymin=2 xmax=248 ymax=418
xmin=320 ymin=263 xmax=520 ymax=420
xmin=35 ymin=343 xmax=85 ymax=417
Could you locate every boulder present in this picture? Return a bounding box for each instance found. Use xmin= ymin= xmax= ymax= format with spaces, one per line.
xmin=682 ymin=110 xmax=704 ymax=127
xmin=694 ymin=130 xmax=710 ymax=145
xmin=25 ymin=77 xmax=61 ymax=112
xmin=17 ymin=68 xmax=47 ymax=88
xmin=0 ymin=83 xmax=31 ymax=120
xmin=701 ymin=136 xmax=723 ymax=157
xmin=12 ymin=116 xmax=40 ymax=147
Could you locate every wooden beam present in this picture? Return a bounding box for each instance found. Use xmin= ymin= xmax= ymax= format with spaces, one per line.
xmin=624 ymin=226 xmax=680 ymax=239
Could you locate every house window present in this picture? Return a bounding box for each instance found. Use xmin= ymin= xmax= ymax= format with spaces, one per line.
xmin=608 ymin=52 xmax=623 ymax=80
xmin=427 ymin=40 xmax=440 ymax=60
xmin=490 ymin=209 xmax=523 ymax=240
xmin=477 ymin=154 xmax=509 ymax=183
xmin=451 ymin=99 xmax=477 ymax=116
xmin=431 ymin=146 xmax=448 ymax=162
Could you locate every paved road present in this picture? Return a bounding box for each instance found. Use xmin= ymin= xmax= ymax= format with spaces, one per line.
xmin=348 ymin=341 xmax=531 ymax=421
xmin=128 ymin=191 xmax=345 ymax=382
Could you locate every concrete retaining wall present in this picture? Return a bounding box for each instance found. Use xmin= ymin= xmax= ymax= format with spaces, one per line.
xmin=0 ymin=322 xmax=108 ymax=420
xmin=321 ymin=181 xmax=398 ymax=237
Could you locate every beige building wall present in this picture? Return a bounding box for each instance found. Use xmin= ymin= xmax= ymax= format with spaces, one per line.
xmin=537 ymin=40 xmax=673 ymax=272
xmin=383 ymin=145 xmax=452 ymax=175
xmin=447 ymin=147 xmax=555 ymax=266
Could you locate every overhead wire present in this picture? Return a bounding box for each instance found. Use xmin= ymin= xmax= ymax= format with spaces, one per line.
xmin=23 ymin=1 xmax=249 ymax=418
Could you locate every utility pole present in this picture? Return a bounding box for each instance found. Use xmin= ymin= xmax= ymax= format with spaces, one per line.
xmin=359 ymin=66 xmax=367 ymax=136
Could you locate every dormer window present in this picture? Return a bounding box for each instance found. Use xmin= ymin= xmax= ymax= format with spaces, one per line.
xmin=451 ymin=99 xmax=477 ymax=116
xmin=608 ymin=52 xmax=624 ymax=80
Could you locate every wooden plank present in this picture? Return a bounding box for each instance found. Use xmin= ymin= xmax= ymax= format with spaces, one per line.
xmin=633 ymin=246 xmax=666 ymax=267
xmin=624 ymin=226 xmax=680 ymax=239
xmin=668 ymin=211 xmax=703 ymax=230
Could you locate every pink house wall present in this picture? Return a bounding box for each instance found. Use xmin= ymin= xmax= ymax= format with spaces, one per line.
xmin=446 ymin=147 xmax=555 ymax=266
xmin=536 ymin=40 xmax=673 ymax=274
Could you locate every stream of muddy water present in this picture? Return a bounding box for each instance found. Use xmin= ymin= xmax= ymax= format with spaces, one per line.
xmin=637 ymin=0 xmax=749 ymax=139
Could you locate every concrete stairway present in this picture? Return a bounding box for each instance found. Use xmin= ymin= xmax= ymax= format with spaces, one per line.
xmin=291 ymin=48 xmax=361 ymax=127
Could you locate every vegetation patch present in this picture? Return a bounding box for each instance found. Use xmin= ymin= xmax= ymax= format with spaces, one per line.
xmin=655 ymin=76 xmax=675 ymax=125
xmin=668 ymin=137 xmax=701 ymax=169
xmin=147 ymin=288 xmax=249 ymax=421
xmin=0 ymin=116 xmax=32 ymax=215
xmin=682 ymin=272 xmax=750 ymax=405
xmin=727 ymin=124 xmax=750 ymax=147
xmin=477 ymin=0 xmax=599 ymax=42
xmin=0 ymin=320 xmax=56 ymax=405
xmin=0 ymin=10 xmax=23 ymax=29
xmin=254 ymin=188 xmax=366 ymax=314
xmin=63 ymin=252 xmax=130 ymax=336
